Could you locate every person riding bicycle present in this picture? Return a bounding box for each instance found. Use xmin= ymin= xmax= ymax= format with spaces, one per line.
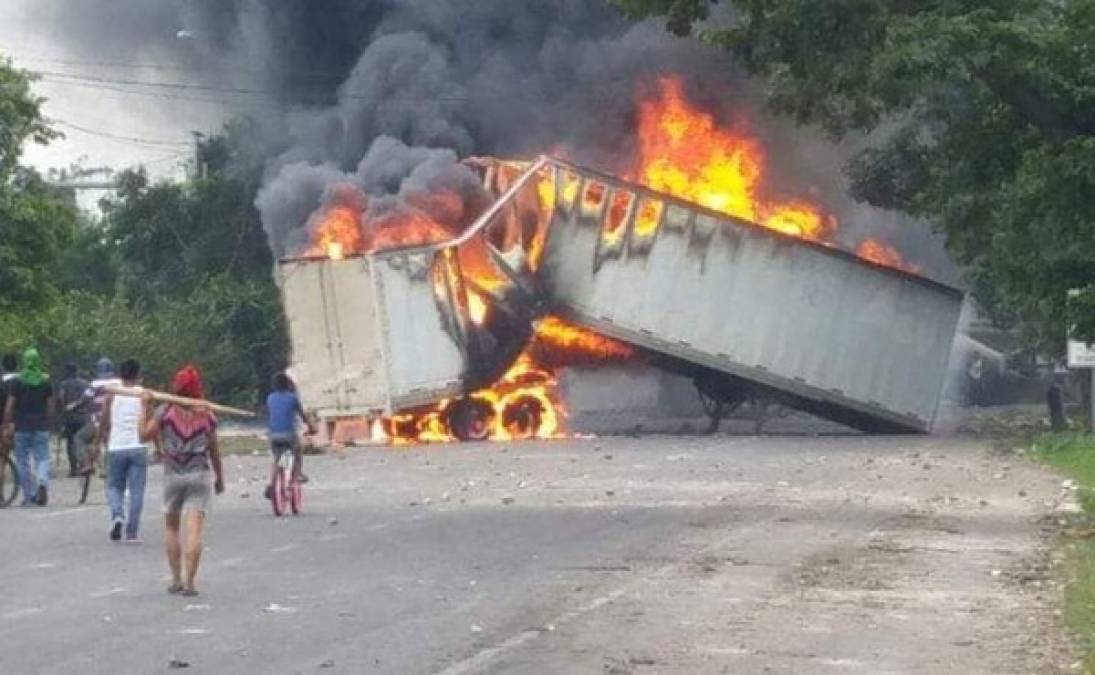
xmin=263 ymin=373 xmax=314 ymax=501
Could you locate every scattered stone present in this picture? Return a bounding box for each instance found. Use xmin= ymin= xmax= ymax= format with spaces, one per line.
xmin=470 ymin=624 xmax=483 ymax=633
xmin=605 ymin=490 xmax=615 ymax=497
xmin=320 ymin=660 xmax=335 ymax=668
xmin=239 ymin=492 xmax=250 ymax=499
xmin=990 ymin=569 xmax=1002 ymax=578
xmin=328 ymin=517 xmax=339 ymax=526
xmin=441 ymin=492 xmax=451 ymax=502
xmin=603 ymin=454 xmax=614 ymax=461
xmin=423 ymin=497 xmax=432 ymax=506
xmin=501 ymin=496 xmax=516 ymax=505
xmin=1019 ymin=490 xmax=1028 ymax=497
xmin=262 ymin=603 xmax=297 ymax=614
xmin=922 ymin=463 xmax=932 ymax=470
xmin=183 ymin=604 xmax=211 ymax=612
xmin=979 ymin=498 xmax=990 ymax=507
xmin=168 ymin=658 xmax=191 ymax=669
xmin=518 ymin=480 xmax=529 ymax=489
xmin=993 ymin=473 xmax=1005 ymax=480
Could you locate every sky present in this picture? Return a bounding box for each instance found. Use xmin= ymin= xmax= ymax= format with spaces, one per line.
xmin=0 ymin=1 xmax=228 ymax=191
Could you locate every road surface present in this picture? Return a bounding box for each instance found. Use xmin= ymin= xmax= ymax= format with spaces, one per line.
xmin=0 ymin=435 xmax=1074 ymax=673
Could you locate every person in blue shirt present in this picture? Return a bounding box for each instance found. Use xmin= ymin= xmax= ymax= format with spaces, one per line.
xmin=264 ymin=373 xmax=315 ymax=500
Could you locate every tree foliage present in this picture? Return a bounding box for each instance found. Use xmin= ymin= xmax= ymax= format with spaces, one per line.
xmin=616 ymin=0 xmax=1095 ymax=349
xmin=0 ymin=98 xmax=288 ymax=405
xmin=0 ymin=60 xmax=76 ymax=312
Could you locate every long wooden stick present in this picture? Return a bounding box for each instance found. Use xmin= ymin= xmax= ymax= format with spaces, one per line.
xmin=103 ymin=384 xmax=256 ymax=418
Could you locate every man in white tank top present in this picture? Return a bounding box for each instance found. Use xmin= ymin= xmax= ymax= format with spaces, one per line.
xmin=97 ymin=359 xmax=149 ymax=542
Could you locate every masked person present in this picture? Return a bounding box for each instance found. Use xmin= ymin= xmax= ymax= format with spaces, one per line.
xmin=3 ymin=349 xmax=54 ymax=506
xmin=141 ymin=365 xmax=224 ymax=596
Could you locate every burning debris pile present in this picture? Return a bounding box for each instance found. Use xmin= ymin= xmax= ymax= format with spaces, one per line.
xmin=275 ymin=76 xmax=925 ymax=444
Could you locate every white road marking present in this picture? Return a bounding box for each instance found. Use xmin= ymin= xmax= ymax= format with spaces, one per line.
xmin=3 ymin=606 xmax=45 ymax=620
xmin=434 ymin=587 xmax=629 ymax=675
xmin=89 ymin=587 xmax=127 ymax=598
xmin=434 ymin=521 xmax=770 ymax=675
xmin=32 ymin=506 xmax=95 ymax=519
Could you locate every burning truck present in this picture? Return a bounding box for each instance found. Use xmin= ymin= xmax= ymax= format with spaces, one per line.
xmin=277 ymin=79 xmax=963 ymax=443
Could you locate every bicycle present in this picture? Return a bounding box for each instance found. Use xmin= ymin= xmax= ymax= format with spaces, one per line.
xmin=51 ymin=434 xmax=96 ymax=505
xmin=0 ymin=446 xmax=18 ymax=507
xmin=270 ymin=442 xmax=302 ymax=517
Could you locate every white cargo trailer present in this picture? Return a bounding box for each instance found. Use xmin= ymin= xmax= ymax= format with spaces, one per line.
xmin=280 ymin=156 xmax=963 ymax=435
xmin=533 ymin=159 xmax=964 ymax=432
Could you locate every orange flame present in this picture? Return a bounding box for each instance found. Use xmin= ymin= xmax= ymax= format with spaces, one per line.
xmin=856 ymin=239 xmax=917 ymax=272
xmin=303 ymin=198 xmax=365 ymax=259
xmin=634 ymin=76 xmax=834 ymax=241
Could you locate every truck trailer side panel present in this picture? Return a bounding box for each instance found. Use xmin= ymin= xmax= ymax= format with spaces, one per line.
xmin=539 ymin=165 xmax=964 ymax=432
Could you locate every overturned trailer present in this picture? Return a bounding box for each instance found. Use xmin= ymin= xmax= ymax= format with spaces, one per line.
xmin=534 ymin=159 xmax=963 ymax=432
xmin=280 ymin=157 xmax=963 ymax=436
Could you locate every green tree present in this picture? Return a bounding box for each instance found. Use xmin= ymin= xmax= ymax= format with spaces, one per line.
xmin=616 ymin=0 xmax=1095 ymax=348
xmin=84 ymin=122 xmax=289 ymax=404
xmin=0 ymin=59 xmax=76 ymax=311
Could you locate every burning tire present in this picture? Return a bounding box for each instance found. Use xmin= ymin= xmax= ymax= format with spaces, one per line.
xmin=447 ymin=397 xmax=493 ymax=442
xmin=501 ymin=395 xmax=545 ymax=440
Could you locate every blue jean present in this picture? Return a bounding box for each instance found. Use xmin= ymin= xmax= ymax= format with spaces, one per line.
xmin=14 ymin=431 xmax=50 ymax=502
xmin=106 ymin=449 xmax=148 ymax=538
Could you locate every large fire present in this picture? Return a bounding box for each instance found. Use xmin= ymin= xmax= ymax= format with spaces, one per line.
xmin=304 ymin=75 xmax=916 ymax=445
xmin=633 ymin=77 xmax=834 ymax=241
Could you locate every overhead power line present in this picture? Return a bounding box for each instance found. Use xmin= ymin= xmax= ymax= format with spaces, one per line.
xmin=50 ymin=118 xmax=193 ymax=148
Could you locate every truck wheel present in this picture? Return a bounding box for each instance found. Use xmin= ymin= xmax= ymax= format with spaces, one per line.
xmin=502 ymin=395 xmax=545 ymax=440
xmin=447 ymin=398 xmax=493 ymax=442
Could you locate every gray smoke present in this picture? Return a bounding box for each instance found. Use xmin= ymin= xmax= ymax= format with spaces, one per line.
xmin=256 ymin=135 xmax=488 ymax=257
xmin=18 ymin=0 xmax=957 ymax=280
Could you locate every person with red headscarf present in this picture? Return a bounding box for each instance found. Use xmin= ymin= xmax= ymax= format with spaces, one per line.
xmin=140 ymin=364 xmax=224 ymax=596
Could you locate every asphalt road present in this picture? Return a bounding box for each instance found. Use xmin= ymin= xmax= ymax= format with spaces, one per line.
xmin=0 ymin=434 xmax=1075 ymax=674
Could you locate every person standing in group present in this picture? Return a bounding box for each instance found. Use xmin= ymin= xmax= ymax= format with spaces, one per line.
xmin=57 ymin=363 xmax=90 ymax=476
xmin=2 ymin=349 xmax=54 ymax=506
xmin=264 ymin=372 xmax=315 ymax=501
xmin=69 ymin=357 xmax=122 ymax=476
xmin=97 ymin=359 xmax=148 ymax=541
xmin=141 ymin=364 xmax=224 ymax=596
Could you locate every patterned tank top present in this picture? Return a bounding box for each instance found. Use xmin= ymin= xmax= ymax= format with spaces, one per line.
xmin=156 ymin=404 xmax=217 ymax=474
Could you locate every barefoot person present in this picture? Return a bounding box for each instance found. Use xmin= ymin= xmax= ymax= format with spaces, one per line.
xmin=140 ymin=365 xmax=224 ymax=596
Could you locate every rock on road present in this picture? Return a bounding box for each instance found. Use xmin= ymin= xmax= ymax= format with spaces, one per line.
xmin=0 ymin=435 xmax=1074 ymax=674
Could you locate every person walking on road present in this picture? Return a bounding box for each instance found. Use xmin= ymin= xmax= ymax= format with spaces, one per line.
xmin=2 ymin=348 xmax=54 ymax=506
xmin=141 ymin=364 xmax=224 ymax=596
xmin=57 ymin=363 xmax=90 ymax=476
xmin=98 ymin=359 xmax=149 ymax=541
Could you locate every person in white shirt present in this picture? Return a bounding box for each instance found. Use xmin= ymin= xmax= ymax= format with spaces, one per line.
xmin=97 ymin=359 xmax=149 ymax=542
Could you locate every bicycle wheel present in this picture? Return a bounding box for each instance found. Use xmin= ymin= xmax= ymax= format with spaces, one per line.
xmin=289 ymin=473 xmax=302 ymax=515
xmin=271 ymin=465 xmax=287 ymax=517
xmin=0 ymin=454 xmax=18 ymax=507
